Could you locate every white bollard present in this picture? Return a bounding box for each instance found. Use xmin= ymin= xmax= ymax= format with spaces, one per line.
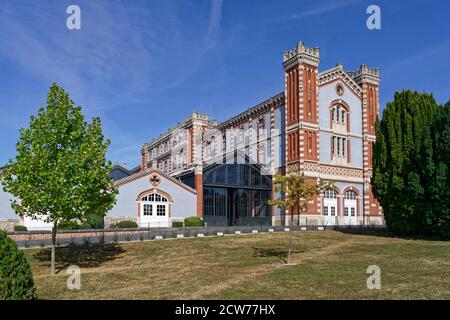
xmin=176 ymin=234 xmax=184 ymax=238
xmin=217 ymin=232 xmax=224 ymax=236
xmin=268 ymin=228 xmax=274 ymax=232
xmin=235 ymin=230 xmax=241 ymax=235
xmin=301 ymin=227 xmax=307 ymax=231
xmin=155 ymin=235 xmax=163 ymax=240
xmin=252 ymin=230 xmax=258 ymax=234
xmin=284 ymin=228 xmax=290 ymax=232
xmin=197 ymin=233 xmax=204 ymax=237
xmin=318 ymin=226 xmax=324 ymax=231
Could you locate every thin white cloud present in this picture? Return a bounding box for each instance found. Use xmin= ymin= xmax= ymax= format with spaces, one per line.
xmin=383 ymin=40 xmax=450 ymax=76
xmin=0 ymin=1 xmax=179 ymax=113
xmin=278 ymin=0 xmax=361 ymax=22
xmin=0 ymin=0 xmax=224 ymax=166
xmin=156 ymin=0 xmax=223 ymax=91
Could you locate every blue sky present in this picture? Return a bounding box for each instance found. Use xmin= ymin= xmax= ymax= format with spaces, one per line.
xmin=0 ymin=0 xmax=449 ymax=168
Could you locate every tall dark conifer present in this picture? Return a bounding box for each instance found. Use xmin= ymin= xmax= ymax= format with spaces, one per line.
xmin=372 ymin=90 xmax=446 ymax=237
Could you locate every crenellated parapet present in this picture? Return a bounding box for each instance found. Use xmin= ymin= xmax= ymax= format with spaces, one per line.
xmin=348 ymin=64 xmax=381 ymax=86
xmin=283 ymin=41 xmax=320 ymax=69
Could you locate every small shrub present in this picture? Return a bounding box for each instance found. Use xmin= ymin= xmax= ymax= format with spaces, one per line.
xmin=82 ymin=236 xmax=91 ymax=245
xmin=116 ymin=221 xmax=138 ymax=229
xmin=14 ymin=225 xmax=27 ymax=232
xmin=98 ymin=232 xmax=105 ymax=245
xmin=86 ymin=213 xmax=105 ymax=229
xmin=112 ymin=232 xmax=118 ymax=243
xmin=184 ymin=216 xmax=203 ymax=227
xmin=0 ymin=230 xmax=36 ymax=300
xmin=126 ymin=232 xmax=133 ymax=242
xmin=172 ymin=221 xmax=183 ymax=228
xmin=58 ymin=221 xmax=79 ymax=230
xmin=139 ymin=232 xmax=144 ymax=241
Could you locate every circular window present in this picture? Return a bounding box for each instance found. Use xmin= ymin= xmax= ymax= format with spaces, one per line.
xmin=336 ymin=83 xmax=344 ymax=96
xmin=149 ymin=174 xmax=161 ymax=187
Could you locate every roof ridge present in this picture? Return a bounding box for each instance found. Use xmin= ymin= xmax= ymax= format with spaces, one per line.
xmin=114 ymin=168 xmax=197 ymax=194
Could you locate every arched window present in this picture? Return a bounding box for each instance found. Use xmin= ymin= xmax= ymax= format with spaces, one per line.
xmin=331 ymin=103 xmax=348 ymax=127
xmin=140 ymin=192 xmax=168 ymax=217
xmin=141 ymin=193 xmax=168 ymax=202
xmin=324 ymin=189 xmax=337 ymax=199
xmin=344 ymin=190 xmax=357 ymax=200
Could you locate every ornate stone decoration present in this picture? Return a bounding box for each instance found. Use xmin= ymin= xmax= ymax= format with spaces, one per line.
xmin=149 ymin=173 xmax=161 ymax=187
xmin=318 ymin=65 xmax=363 ymax=98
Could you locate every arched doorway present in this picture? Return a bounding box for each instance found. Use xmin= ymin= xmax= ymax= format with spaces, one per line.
xmin=323 ymin=189 xmax=338 ymax=225
xmin=344 ymin=190 xmax=357 ymax=225
xmin=138 ymin=191 xmax=171 ymax=228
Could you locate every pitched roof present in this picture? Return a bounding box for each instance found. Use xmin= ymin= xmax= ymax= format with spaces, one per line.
xmin=114 ymin=167 xmax=197 ymax=194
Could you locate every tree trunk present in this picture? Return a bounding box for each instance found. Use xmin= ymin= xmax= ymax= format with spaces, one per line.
xmin=287 ymin=231 xmax=292 ymax=264
xmin=51 ymin=222 xmax=57 ymax=275
xmin=287 ymin=211 xmax=294 ymax=264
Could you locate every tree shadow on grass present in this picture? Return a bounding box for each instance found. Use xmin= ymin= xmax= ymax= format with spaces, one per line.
xmin=33 ymin=244 xmax=126 ymax=274
xmin=335 ymin=227 xmax=395 ymax=238
xmin=335 ymin=227 xmax=449 ymax=241
xmin=252 ymin=247 xmax=304 ymax=264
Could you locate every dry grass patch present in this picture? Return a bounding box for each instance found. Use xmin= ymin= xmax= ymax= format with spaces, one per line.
xmin=22 ymin=231 xmax=450 ymax=300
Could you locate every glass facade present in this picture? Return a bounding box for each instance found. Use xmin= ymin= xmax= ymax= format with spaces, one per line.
xmin=176 ymin=162 xmax=273 ymax=226
xmin=202 ymin=163 xmax=272 ymax=226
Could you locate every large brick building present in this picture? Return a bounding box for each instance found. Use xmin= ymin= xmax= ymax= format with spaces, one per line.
xmin=0 ymin=41 xmax=384 ymax=230
xmin=107 ymin=41 xmax=384 ymax=228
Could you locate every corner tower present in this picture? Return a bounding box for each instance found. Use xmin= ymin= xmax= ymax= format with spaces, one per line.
xmin=349 ymin=65 xmax=382 ymax=222
xmin=283 ymin=41 xmax=320 ymax=174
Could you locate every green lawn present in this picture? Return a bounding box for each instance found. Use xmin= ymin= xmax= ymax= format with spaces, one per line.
xmin=23 ymin=230 xmax=450 ymax=299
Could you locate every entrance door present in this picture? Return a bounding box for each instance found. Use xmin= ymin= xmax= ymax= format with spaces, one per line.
xmin=323 ymin=189 xmax=338 ymax=225
xmin=344 ymin=190 xmax=357 ymax=225
xmin=139 ymin=193 xmax=169 ymax=228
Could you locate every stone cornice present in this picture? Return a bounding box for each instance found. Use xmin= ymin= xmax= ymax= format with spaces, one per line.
xmin=142 ymin=112 xmax=217 ymax=152
xmin=217 ymin=92 xmax=285 ymax=130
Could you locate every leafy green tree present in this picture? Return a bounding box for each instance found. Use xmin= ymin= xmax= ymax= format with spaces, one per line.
xmin=372 ymin=90 xmax=448 ymax=237
xmin=0 ymin=83 xmax=118 ymax=274
xmin=269 ymin=168 xmax=334 ymax=263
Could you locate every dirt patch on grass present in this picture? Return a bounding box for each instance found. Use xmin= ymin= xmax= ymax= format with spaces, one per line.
xmin=23 ymin=231 xmax=450 ymax=299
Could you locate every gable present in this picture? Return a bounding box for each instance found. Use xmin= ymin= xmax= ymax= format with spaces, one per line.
xmin=114 ymin=168 xmax=197 ymax=194
xmin=319 ymin=66 xmax=363 ymax=99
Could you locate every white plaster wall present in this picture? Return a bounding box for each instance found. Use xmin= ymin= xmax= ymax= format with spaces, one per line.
xmin=0 ymin=182 xmax=17 ymax=219
xmin=319 ymin=81 xmax=362 ymax=134
xmin=108 ymin=174 xmax=197 ymax=220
